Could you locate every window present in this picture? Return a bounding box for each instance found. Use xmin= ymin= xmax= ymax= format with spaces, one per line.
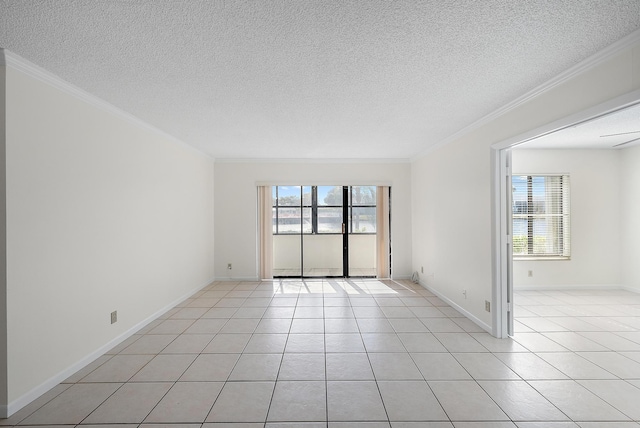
xmin=316 ymin=186 xmax=343 ymax=233
xmin=272 ymin=185 xmax=377 ymax=235
xmin=272 ymin=186 xmax=311 ymax=234
xmin=512 ymin=175 xmax=570 ymax=259
xmin=349 ymin=186 xmax=376 ymax=234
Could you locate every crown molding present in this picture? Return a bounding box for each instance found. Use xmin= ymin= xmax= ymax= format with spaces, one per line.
xmin=0 ymin=48 xmax=212 ymax=160
xmin=411 ymin=28 xmax=640 ymax=161
xmin=214 ymin=157 xmax=410 ymax=164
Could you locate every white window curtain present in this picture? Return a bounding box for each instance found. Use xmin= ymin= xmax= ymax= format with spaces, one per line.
xmin=376 ymin=186 xmax=390 ymax=278
xmin=258 ymin=186 xmax=273 ymax=279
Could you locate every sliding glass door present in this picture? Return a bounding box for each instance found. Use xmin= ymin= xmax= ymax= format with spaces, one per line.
xmin=303 ymin=186 xmax=344 ymax=277
xmin=272 ymin=185 xmax=380 ymax=278
xmin=348 ymin=186 xmax=377 ymax=277
xmin=272 ymin=186 xmax=307 ymax=277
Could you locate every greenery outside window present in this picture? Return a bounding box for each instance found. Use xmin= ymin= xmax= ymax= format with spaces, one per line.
xmin=512 ymin=175 xmax=570 ymax=259
xmin=271 ymin=186 xmax=311 ymax=234
xmin=349 ymin=186 xmax=376 ymax=234
xmin=272 ymin=185 xmax=377 ymax=235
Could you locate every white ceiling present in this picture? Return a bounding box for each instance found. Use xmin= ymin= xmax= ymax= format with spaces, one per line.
xmin=1 ymin=1 xmax=639 ymax=160
xmin=520 ymin=102 xmax=640 ymax=150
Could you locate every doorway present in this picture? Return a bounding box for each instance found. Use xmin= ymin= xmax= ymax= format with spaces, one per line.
xmin=492 ymin=90 xmax=640 ymax=338
xmin=271 ymin=185 xmax=388 ymax=278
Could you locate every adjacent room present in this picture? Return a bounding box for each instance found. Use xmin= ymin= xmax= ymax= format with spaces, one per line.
xmin=511 ymin=103 xmax=640 ymax=331
xmin=507 ymin=103 xmax=640 ymax=374
xmin=1 ymin=1 xmax=640 ymax=425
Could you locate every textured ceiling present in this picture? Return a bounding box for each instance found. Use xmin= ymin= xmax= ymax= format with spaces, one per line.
xmin=1 ymin=1 xmax=640 ymax=160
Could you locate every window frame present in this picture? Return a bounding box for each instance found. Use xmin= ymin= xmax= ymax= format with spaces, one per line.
xmin=272 ymin=185 xmax=377 ymax=235
xmin=512 ymin=174 xmax=571 ymax=260
xmin=315 ymin=186 xmax=344 ymax=235
xmin=272 ymin=186 xmax=311 ymax=235
xmin=348 ymin=186 xmax=376 ymax=235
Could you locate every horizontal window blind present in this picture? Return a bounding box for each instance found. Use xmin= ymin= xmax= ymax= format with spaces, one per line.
xmin=512 ymin=175 xmax=570 ymax=258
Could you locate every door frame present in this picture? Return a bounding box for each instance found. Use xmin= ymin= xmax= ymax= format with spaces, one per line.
xmin=341 ymin=186 xmax=350 ymax=277
xmin=490 ymin=89 xmax=640 ymax=338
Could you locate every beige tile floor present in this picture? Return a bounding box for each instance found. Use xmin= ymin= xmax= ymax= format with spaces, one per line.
xmin=2 ymin=280 xmax=640 ymax=427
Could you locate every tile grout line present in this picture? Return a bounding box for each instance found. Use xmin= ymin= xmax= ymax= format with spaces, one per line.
xmin=8 ymin=282 xmax=639 ymax=426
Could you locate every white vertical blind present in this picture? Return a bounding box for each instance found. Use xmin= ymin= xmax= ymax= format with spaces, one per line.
xmin=376 ymin=186 xmax=390 ymax=278
xmin=258 ymin=186 xmax=273 ymax=279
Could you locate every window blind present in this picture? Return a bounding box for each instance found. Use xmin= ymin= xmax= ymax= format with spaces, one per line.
xmin=512 ymin=175 xmax=570 ymax=258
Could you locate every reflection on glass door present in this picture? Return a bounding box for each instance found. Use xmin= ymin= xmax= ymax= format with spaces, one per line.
xmin=272 ymin=185 xmax=378 ymax=278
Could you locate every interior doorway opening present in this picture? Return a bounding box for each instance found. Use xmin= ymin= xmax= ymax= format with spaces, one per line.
xmin=491 ymin=90 xmax=640 ymax=338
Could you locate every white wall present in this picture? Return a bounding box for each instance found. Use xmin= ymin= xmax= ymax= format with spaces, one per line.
xmin=412 ymin=41 xmax=640 ymax=329
xmin=511 ymin=149 xmax=621 ymax=288
xmin=214 ymin=161 xmax=412 ymax=280
xmin=621 ymin=144 xmax=640 ymax=292
xmin=4 ymin=65 xmax=215 ymax=411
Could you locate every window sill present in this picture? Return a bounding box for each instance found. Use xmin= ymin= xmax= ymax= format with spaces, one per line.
xmin=513 ymin=256 xmax=571 ymax=261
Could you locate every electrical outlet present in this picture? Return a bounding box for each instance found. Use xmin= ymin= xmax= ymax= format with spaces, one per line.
xmin=421 ymin=266 xmax=424 ymax=274
xmin=227 ymin=263 xmax=232 ymax=270
xmin=485 ymin=301 xmax=491 ymax=312
xmin=110 ymin=311 xmax=117 ymax=324
xmin=528 ymin=270 xmax=533 ymax=277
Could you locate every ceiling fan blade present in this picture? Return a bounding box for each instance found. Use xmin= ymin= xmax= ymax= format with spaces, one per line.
xmin=613 ymin=137 xmax=640 ymax=148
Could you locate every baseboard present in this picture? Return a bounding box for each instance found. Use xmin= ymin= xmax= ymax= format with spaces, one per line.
xmin=417 ymin=280 xmax=492 ymax=334
xmin=514 ymin=283 xmax=624 ymax=291
xmin=622 ymin=285 xmax=640 ymax=294
xmin=4 ymin=276 xmax=215 ymax=418
xmin=514 ymin=284 xmax=640 ymax=295
xmin=214 ymin=276 xmax=260 ymax=282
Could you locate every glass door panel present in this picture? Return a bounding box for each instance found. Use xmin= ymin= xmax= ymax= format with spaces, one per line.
xmin=273 ymin=234 xmax=301 ymax=277
xmin=303 ymin=234 xmax=343 ymax=277
xmin=348 ymin=235 xmax=376 ymax=277
xmin=304 ymin=186 xmax=343 ymax=277
xmin=272 ymin=186 xmax=303 ymax=277
xmin=349 ymin=186 xmax=377 ymax=277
